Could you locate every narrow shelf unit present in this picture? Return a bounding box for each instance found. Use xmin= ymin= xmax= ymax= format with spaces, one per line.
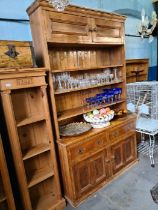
xmin=0 ymin=135 xmax=16 ymax=210
xmin=0 ymin=69 xmax=65 ymax=210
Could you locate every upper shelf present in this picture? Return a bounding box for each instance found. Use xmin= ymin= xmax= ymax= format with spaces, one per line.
xmin=57 ymin=99 xmax=126 ymax=122
xmin=51 ymin=64 xmax=123 ymax=73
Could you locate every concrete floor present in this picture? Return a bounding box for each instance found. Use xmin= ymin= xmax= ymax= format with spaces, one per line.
xmin=65 ymin=146 xmax=158 ymax=210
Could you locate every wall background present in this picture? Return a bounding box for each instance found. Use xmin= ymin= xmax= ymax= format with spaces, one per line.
xmin=0 ymin=0 xmax=157 ymax=79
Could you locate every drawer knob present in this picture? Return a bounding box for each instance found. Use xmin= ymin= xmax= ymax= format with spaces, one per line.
xmin=78 ymin=148 xmax=85 ymax=154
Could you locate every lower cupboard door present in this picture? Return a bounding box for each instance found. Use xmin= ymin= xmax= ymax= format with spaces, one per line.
xmin=111 ymin=142 xmax=124 ymax=174
xmin=124 ymin=134 xmax=136 ymax=165
xmin=90 ymin=151 xmax=109 ymax=185
xmin=73 ymin=159 xmax=93 ymax=198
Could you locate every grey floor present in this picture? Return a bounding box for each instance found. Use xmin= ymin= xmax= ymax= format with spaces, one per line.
xmin=65 ymin=143 xmax=158 ymax=210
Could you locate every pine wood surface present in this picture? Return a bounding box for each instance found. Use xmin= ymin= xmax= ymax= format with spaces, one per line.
xmin=0 ymin=135 xmax=16 ymax=210
xmin=126 ymin=58 xmax=149 ymax=83
xmin=0 ymin=40 xmax=35 ymax=68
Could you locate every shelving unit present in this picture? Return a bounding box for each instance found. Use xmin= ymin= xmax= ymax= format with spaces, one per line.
xmin=27 ymin=0 xmax=137 ymax=207
xmin=0 ymin=134 xmax=16 ymax=210
xmin=0 ymin=69 xmax=65 ymax=210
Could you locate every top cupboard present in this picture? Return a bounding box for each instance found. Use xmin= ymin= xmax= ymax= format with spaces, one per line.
xmin=28 ymin=0 xmax=125 ymax=45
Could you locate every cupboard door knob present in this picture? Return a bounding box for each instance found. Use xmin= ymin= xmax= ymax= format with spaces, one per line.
xmin=96 ymin=139 xmax=102 ymax=145
xmin=88 ymin=28 xmax=93 ymax=32
xmin=93 ymin=27 xmax=97 ymax=32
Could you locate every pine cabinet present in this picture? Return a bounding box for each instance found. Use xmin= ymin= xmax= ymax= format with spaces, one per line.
xmin=58 ymin=116 xmax=136 ymax=206
xmin=0 ymin=135 xmax=16 ymax=210
xmin=27 ymin=0 xmax=137 ymax=207
xmin=0 ymin=69 xmax=65 ymax=210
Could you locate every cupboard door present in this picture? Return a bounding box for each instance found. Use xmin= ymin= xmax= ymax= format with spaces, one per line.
xmin=91 ymin=18 xmax=124 ymax=44
xmin=123 ymin=135 xmax=136 ymax=165
xmin=45 ymin=11 xmax=92 ymax=43
xmin=73 ymin=159 xmax=92 ymax=198
xmin=91 ymin=150 xmax=109 ymax=185
xmin=111 ymin=142 xmax=124 ymax=174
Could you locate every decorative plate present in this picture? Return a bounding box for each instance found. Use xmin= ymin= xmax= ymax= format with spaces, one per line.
xmin=60 ymin=122 xmax=92 ymax=136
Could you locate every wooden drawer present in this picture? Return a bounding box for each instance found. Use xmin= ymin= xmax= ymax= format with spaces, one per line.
xmin=0 ymin=76 xmax=46 ymax=90
xmin=108 ymin=120 xmax=135 ymax=142
xmin=69 ymin=132 xmax=107 ymax=162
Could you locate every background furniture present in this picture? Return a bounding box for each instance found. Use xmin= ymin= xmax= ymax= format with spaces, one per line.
xmin=0 ymin=68 xmax=65 ymax=210
xmin=27 ymin=0 xmax=137 ymax=207
xmin=0 ymin=134 xmax=16 ymax=210
xmin=126 ymin=59 xmax=149 ymax=83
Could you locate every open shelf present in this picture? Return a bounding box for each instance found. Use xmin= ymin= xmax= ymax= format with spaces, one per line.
xmin=17 ymin=115 xmax=46 ymax=127
xmin=55 ymin=80 xmax=124 ymax=95
xmin=52 ymin=64 xmax=123 ymax=73
xmin=28 ymin=167 xmax=54 ymax=188
xmin=32 ymin=193 xmax=57 ymax=210
xmin=57 ymin=99 xmax=126 ymax=122
xmin=23 ymin=143 xmax=50 ymax=160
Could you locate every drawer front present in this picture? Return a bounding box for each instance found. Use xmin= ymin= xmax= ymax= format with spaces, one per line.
xmin=0 ymin=76 xmax=46 ymax=90
xmin=109 ymin=121 xmax=135 ymax=142
xmin=69 ymin=132 xmax=107 ymax=161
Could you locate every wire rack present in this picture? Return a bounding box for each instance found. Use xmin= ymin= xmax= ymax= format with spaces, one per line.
xmin=127 ymin=81 xmax=158 ymax=120
xmin=127 ymin=81 xmax=158 ymax=167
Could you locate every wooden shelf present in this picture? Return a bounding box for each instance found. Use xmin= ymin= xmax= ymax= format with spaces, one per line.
xmin=32 ymin=193 xmax=57 ymax=210
xmin=23 ymin=144 xmax=50 ymax=161
xmin=55 ymin=80 xmax=124 ymax=95
xmin=17 ymin=115 xmax=46 ymax=127
xmin=28 ymin=167 xmax=54 ymax=188
xmin=0 ymin=194 xmax=6 ymax=203
xmin=52 ymin=64 xmax=123 ymax=73
xmin=57 ymin=99 xmax=126 ymax=122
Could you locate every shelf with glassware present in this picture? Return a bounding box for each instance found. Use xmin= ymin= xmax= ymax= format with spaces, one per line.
xmin=52 ymin=65 xmax=126 ymax=123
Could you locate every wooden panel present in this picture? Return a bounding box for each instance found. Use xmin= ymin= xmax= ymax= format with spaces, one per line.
xmin=108 ymin=120 xmax=135 ymax=143
xmin=126 ymin=59 xmax=149 ymax=83
xmin=123 ymin=134 xmax=136 ymax=165
xmin=73 ymin=159 xmax=92 ymax=198
xmin=111 ymin=141 xmax=124 ymax=174
xmin=69 ymin=132 xmax=108 ymax=163
xmin=45 ymin=11 xmax=91 ymax=43
xmin=92 ymin=18 xmax=124 ymax=44
xmin=0 ymin=40 xmax=35 ymax=68
xmin=0 ymin=76 xmax=45 ymax=91
xmin=0 ymin=136 xmax=16 ymax=210
xmin=91 ymin=150 xmax=109 ymax=185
